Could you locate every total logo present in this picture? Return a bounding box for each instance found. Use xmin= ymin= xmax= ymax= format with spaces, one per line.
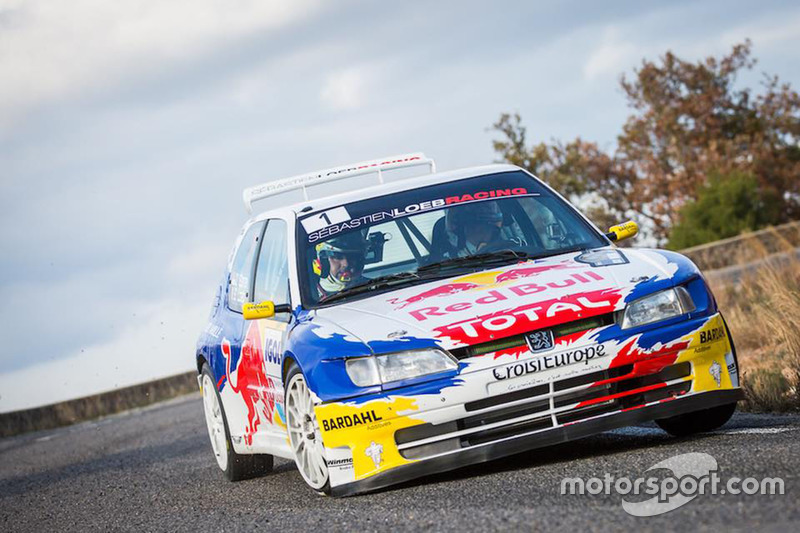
xmin=435 ymin=289 xmax=623 ymax=344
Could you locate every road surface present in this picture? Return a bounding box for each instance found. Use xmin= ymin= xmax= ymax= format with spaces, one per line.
xmin=1 ymin=394 xmax=797 ymax=532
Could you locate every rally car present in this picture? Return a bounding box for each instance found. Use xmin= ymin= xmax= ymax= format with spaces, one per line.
xmin=196 ymin=153 xmax=742 ymax=496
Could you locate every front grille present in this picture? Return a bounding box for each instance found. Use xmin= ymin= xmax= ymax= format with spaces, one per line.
xmin=450 ymin=313 xmax=615 ymax=360
xmin=395 ymin=360 xmax=692 ymax=460
xmin=466 ymin=364 xmax=634 ymax=412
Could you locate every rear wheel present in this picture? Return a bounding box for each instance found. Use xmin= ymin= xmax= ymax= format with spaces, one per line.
xmin=285 ymin=362 xmax=330 ymax=494
xmin=201 ymin=363 xmax=273 ymax=481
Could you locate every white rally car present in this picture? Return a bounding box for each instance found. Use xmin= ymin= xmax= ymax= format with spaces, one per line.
xmin=196 ymin=153 xmax=742 ymax=495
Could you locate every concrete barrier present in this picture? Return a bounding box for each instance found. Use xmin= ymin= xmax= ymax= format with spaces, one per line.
xmin=0 ymin=371 xmax=199 ymax=438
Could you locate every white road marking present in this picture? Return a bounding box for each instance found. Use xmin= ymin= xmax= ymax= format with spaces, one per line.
xmin=711 ymin=426 xmax=799 ymax=435
xmin=607 ymin=425 xmax=799 ymax=437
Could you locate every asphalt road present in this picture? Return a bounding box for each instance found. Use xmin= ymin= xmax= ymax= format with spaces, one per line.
xmin=1 ymin=394 xmax=797 ymax=532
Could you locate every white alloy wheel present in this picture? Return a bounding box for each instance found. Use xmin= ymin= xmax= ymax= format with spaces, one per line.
xmin=202 ymin=373 xmax=229 ymax=471
xmin=286 ymin=371 xmax=329 ymax=490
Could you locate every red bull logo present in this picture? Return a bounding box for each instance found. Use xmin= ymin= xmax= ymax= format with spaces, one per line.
xmin=494 ymin=262 xmax=577 ymax=283
xmin=393 ymin=282 xmax=479 ymax=309
xmin=409 ymin=270 xmax=607 ymax=321
xmin=221 ymin=324 xmax=276 ymax=446
xmin=393 ymin=260 xmax=583 ymax=310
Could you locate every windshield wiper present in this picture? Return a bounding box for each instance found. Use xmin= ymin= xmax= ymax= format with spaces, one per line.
xmin=527 ymin=246 xmax=587 ymax=260
xmin=319 ymin=272 xmax=421 ymax=304
xmin=416 ymin=249 xmax=531 ymax=275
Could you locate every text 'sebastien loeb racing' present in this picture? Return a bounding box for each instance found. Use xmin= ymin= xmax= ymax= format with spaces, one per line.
xmin=195 ymin=153 xmax=742 ymax=496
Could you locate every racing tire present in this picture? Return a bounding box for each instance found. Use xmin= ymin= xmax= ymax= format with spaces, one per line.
xmin=284 ymin=361 xmax=330 ymax=495
xmin=200 ymin=363 xmax=273 ymax=481
xmin=655 ymin=402 xmax=737 ymax=437
xmin=656 ymin=316 xmax=739 ymax=437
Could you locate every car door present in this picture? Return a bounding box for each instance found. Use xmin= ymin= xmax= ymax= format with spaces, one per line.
xmin=216 ymin=219 xmax=266 ymax=449
xmin=247 ymin=218 xmax=292 ymax=441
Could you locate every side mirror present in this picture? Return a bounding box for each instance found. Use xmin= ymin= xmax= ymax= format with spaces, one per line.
xmin=242 ymin=301 xmax=292 ymax=320
xmin=605 ymin=220 xmax=639 ymax=242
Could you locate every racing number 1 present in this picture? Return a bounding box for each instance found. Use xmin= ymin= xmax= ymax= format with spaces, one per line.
xmin=300 ymin=206 xmax=351 ymax=233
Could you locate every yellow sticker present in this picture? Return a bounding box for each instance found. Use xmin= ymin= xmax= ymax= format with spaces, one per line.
xmin=674 ymin=315 xmax=735 ymax=392
xmin=316 ymin=397 xmax=425 ymax=480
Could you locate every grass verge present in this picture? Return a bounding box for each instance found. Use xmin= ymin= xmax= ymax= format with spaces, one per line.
xmin=711 ymin=228 xmax=800 ymax=412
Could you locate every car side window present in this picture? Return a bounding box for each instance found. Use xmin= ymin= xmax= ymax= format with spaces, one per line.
xmin=227 ymin=221 xmax=265 ymax=312
xmin=253 ymin=219 xmax=290 ymax=308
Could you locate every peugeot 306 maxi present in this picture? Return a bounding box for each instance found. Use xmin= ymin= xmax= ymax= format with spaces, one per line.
xmin=196 ymin=153 xmax=742 ymax=495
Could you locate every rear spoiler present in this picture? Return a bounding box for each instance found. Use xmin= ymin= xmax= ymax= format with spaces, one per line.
xmin=242 ymin=153 xmax=436 ymax=213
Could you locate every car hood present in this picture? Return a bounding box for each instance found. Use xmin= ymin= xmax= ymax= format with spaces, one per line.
xmin=312 ymin=247 xmax=692 ymax=352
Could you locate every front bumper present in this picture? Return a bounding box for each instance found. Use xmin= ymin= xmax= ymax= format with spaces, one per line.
xmin=330 ymin=388 xmax=742 ymax=497
xmin=315 ymin=313 xmax=742 ymax=496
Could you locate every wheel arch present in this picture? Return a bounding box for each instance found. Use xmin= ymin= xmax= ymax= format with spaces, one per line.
xmin=282 ymin=352 xmax=299 ymax=385
xmin=197 ymin=351 xmax=208 ymax=375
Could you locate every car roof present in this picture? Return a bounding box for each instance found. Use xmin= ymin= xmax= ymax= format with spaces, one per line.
xmin=246 ymin=163 xmax=523 ymax=224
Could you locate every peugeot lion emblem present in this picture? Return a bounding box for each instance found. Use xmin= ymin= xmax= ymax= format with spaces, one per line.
xmin=526 ymin=330 xmax=555 ymax=353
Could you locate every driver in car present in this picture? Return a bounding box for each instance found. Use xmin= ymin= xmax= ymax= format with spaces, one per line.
xmin=447 ymin=202 xmax=516 ymax=257
xmin=314 ymin=233 xmax=369 ymax=300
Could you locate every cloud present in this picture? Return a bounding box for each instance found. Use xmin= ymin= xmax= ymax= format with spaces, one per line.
xmin=582 ymin=4 xmax=800 ymax=84
xmin=320 ymin=66 xmax=372 ymax=110
xmin=583 ymin=27 xmax=640 ymax=81
xmin=0 ymin=232 xmax=230 ymax=372
xmin=0 ymin=234 xmax=228 ymax=411
xmin=0 ymin=0 xmax=320 ymax=126
xmin=0 ymin=296 xmax=207 ymax=412
xmin=717 ymin=10 xmax=800 ymax=50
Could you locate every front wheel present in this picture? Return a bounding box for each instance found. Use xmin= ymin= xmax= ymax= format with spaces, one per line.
xmin=285 ymin=362 xmax=330 ymax=494
xmin=200 ymin=364 xmax=273 ymax=481
xmin=655 ymin=402 xmax=737 ymax=437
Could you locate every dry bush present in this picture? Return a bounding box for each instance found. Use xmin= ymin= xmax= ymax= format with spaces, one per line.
xmin=710 ymin=230 xmax=800 ymax=412
xmin=742 ymin=367 xmax=794 ymax=412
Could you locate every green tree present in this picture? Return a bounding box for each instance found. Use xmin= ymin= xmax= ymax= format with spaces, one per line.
xmin=667 ymin=171 xmax=783 ymax=249
xmin=492 ymin=41 xmax=800 ymax=243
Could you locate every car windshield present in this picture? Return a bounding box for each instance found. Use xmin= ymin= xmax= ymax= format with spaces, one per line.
xmin=297 ymin=170 xmax=607 ymax=307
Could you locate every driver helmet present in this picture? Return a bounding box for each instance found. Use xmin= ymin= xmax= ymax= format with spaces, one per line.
xmin=446 ymin=201 xmax=504 ymax=233
xmin=313 ymin=232 xmax=367 ymax=283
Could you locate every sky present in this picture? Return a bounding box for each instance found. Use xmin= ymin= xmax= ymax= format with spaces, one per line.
xmin=1 ymin=0 xmax=799 ymax=412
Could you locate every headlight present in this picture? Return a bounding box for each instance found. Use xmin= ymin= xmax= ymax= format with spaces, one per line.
xmin=346 ymin=348 xmax=458 ymax=387
xmin=621 ymin=287 xmax=695 ymax=329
